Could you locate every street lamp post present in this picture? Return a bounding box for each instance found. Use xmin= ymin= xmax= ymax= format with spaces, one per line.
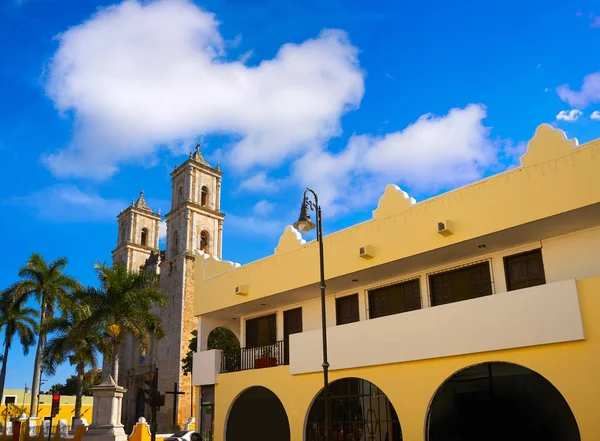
xmin=293 ymin=188 xmax=330 ymax=441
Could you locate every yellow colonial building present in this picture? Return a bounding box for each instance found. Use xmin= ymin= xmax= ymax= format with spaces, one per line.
xmin=1 ymin=389 xmax=93 ymax=429
xmin=191 ymin=124 xmax=600 ymax=441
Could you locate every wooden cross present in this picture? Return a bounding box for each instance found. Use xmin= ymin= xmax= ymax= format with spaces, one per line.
xmin=165 ymin=382 xmax=186 ymax=426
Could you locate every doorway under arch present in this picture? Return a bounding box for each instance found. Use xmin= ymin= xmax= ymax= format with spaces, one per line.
xmin=426 ymin=361 xmax=580 ymax=441
xmin=225 ymin=386 xmax=290 ymax=441
xmin=305 ymin=377 xmax=402 ymax=441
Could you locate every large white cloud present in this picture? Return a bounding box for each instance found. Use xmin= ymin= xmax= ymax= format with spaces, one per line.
xmin=292 ymin=104 xmax=522 ymax=216
xmin=44 ymin=0 xmax=364 ymax=178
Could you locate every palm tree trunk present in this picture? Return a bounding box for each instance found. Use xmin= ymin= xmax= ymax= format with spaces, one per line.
xmin=29 ymin=306 xmax=46 ymax=418
xmin=74 ymin=363 xmax=84 ymax=419
xmin=111 ymin=342 xmax=120 ymax=385
xmin=0 ymin=337 xmax=11 ymax=404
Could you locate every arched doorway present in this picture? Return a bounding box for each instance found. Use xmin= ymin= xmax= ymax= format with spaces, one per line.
xmin=305 ymin=377 xmax=402 ymax=441
xmin=135 ymin=388 xmax=146 ymax=421
xmin=226 ymin=386 xmax=290 ymax=441
xmin=427 ymin=362 xmax=580 ymax=441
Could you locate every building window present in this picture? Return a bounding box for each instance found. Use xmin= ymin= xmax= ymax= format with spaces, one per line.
xmin=200 ymin=231 xmax=210 ymax=253
xmin=172 ymin=230 xmax=179 ymax=256
xmin=336 ymin=294 xmax=359 ymax=325
xmin=3 ymin=396 xmax=16 ymax=405
xmin=201 ymin=186 xmax=209 ymax=207
xmin=119 ymin=226 xmax=126 ymax=246
xmin=504 ymin=249 xmax=546 ymax=291
xmin=429 ymin=261 xmax=492 ymax=307
xmin=178 ymin=185 xmax=183 ymax=203
xmin=140 ymin=228 xmax=148 ymax=246
xmin=368 ymin=278 xmax=421 ymax=319
xmin=246 ymin=314 xmax=276 ymax=348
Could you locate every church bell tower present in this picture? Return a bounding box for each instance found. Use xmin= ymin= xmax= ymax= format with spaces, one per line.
xmin=112 ymin=191 xmax=162 ymax=272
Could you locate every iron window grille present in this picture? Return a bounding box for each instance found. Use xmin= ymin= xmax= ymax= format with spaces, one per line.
xmin=368 ymin=277 xmax=422 ymax=319
xmin=306 ymin=377 xmax=402 ymax=441
xmin=427 ymin=259 xmax=494 ymax=307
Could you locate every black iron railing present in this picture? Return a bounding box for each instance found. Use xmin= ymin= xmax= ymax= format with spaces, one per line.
xmin=220 ymin=340 xmax=285 ymax=373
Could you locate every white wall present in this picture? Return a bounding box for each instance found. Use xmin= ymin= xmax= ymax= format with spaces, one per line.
xmin=289 ymin=279 xmax=584 ymax=374
xmin=193 ymin=350 xmax=221 ymax=386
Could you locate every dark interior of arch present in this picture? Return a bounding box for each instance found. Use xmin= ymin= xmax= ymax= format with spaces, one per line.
xmin=306 ymin=377 xmax=402 ymax=441
xmin=226 ymin=386 xmax=290 ymax=441
xmin=427 ymin=362 xmax=580 ymax=441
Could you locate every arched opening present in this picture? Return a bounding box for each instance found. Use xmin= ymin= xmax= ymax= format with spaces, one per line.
xmin=140 ymin=228 xmax=148 ymax=246
xmin=426 ymin=362 xmax=580 ymax=441
xmin=172 ymin=230 xmax=179 ymax=256
xmin=226 ymin=386 xmax=290 ymax=441
xmin=306 ymin=377 xmax=402 ymax=441
xmin=201 ymin=186 xmax=209 ymax=207
xmin=208 ymin=327 xmax=240 ymax=372
xmin=200 ymin=230 xmax=210 ymax=254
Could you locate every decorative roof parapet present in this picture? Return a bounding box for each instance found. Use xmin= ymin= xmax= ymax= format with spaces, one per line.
xmin=372 ymin=184 xmax=416 ymax=221
xmin=520 ymin=124 xmax=579 ymax=167
xmin=275 ymin=226 xmax=307 ymax=255
xmin=196 ymin=250 xmax=241 ymax=280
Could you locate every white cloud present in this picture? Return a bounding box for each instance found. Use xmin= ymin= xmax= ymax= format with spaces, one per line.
xmin=43 ymin=0 xmax=364 ymax=179
xmin=226 ymin=214 xmax=285 ymax=238
xmin=238 ymin=172 xmax=283 ymax=193
xmin=291 ymin=104 xmax=519 ymax=216
xmin=252 ymin=200 xmax=275 ymax=216
xmin=591 ymin=16 xmax=600 ymax=27
xmin=158 ymin=220 xmax=167 ymax=244
xmin=556 ymin=109 xmax=583 ymax=122
xmin=557 ymin=72 xmax=600 ymax=108
xmin=591 ymin=111 xmax=600 ymax=120
xmin=10 ymin=185 xmax=124 ymax=222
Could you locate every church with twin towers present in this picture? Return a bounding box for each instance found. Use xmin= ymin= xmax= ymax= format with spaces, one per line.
xmin=111 ymin=144 xmax=224 ymax=432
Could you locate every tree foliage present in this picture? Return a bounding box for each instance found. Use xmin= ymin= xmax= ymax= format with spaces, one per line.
xmin=1 ymin=403 xmax=28 ymax=422
xmin=52 ymin=369 xmax=102 ymax=396
xmin=12 ymin=253 xmax=80 ymax=417
xmin=182 ymin=328 xmax=239 ymax=376
xmin=0 ymin=288 xmax=38 ymax=403
xmin=44 ymin=290 xmax=105 ymax=418
xmin=82 ymin=262 xmax=166 ymax=383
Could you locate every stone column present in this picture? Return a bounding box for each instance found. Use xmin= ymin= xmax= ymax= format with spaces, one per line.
xmin=84 ymin=373 xmax=128 ymax=441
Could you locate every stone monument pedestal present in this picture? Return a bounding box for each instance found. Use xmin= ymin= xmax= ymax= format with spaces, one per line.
xmin=84 ymin=375 xmax=127 ymax=441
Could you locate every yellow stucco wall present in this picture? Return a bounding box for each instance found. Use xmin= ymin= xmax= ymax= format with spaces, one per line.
xmin=210 ymin=276 xmax=600 ymax=441
xmin=0 ymin=391 xmax=93 ymax=426
xmin=194 ymin=125 xmax=600 ymax=316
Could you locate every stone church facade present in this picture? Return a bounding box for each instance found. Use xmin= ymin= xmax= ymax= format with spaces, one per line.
xmin=112 ymin=145 xmax=224 ymax=432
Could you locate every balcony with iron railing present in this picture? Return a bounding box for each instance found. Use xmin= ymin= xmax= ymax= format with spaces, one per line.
xmin=220 ymin=340 xmax=285 ymax=373
xmin=192 ymin=279 xmax=586 ymax=386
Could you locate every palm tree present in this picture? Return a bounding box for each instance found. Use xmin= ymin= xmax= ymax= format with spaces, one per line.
xmin=43 ymin=290 xmax=104 ymax=419
xmin=13 ymin=253 xmax=80 ymax=417
xmin=0 ymin=288 xmax=38 ymax=402
xmin=84 ymin=262 xmax=166 ymax=384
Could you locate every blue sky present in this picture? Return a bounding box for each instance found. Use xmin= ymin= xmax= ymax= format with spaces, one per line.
xmin=2 ymin=0 xmax=600 ymax=390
